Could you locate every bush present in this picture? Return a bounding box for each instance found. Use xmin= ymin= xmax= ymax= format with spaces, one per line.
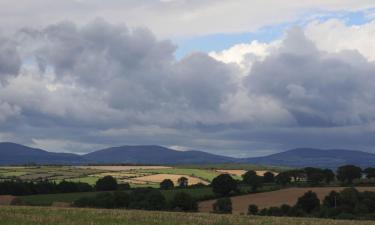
xmin=129 ymin=189 xmax=167 ymax=210
xmin=213 ymin=198 xmax=232 ymax=214
xmin=113 ymin=191 xmax=130 ymax=208
xmin=92 ymin=192 xmax=116 ymax=208
xmin=171 ymin=192 xmax=197 ymax=212
xmin=247 ymin=204 xmax=258 ymax=215
xmin=211 ymin=174 xmax=238 ymax=196
xmin=160 ymin=179 xmax=174 ymax=190
xmin=118 ymin=183 xmax=131 ymax=190
xmin=95 ymin=176 xmax=118 ymax=191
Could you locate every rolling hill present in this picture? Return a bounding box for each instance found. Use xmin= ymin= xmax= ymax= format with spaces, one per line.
xmin=0 ymin=142 xmax=374 ymax=168
xmin=82 ymin=145 xmax=235 ymax=164
xmin=0 ymin=142 xmax=84 ymax=165
xmin=242 ymin=148 xmax=375 ymax=168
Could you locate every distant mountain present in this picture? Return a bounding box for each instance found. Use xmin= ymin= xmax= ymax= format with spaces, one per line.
xmin=0 ymin=142 xmax=84 ymax=165
xmin=242 ymin=148 xmax=375 ymax=168
xmin=83 ymin=145 xmax=235 ymax=164
xmin=0 ymin=142 xmax=374 ymax=168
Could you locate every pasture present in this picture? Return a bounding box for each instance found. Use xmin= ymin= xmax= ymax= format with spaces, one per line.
xmin=199 ymin=187 xmax=375 ymax=214
xmin=1 ymin=206 xmax=374 ymax=225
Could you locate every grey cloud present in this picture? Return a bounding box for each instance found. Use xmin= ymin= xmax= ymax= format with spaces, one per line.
xmin=1 ymin=21 xmax=375 ymax=156
xmin=0 ymin=37 xmax=21 ymax=80
xmin=245 ymin=28 xmax=375 ymax=127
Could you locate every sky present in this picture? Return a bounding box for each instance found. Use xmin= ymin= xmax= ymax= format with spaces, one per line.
xmin=1 ymin=1 xmax=375 ymax=157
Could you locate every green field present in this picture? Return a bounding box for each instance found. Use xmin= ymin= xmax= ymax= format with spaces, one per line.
xmin=0 ymin=206 xmax=373 ymax=225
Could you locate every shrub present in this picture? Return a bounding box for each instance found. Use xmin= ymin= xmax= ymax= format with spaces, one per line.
xmin=95 ymin=176 xmax=118 ymax=191
xmin=213 ymin=198 xmax=232 ymax=214
xmin=171 ymin=192 xmax=197 ymax=212
xmin=113 ymin=191 xmax=130 ymax=208
xmin=92 ymin=192 xmax=116 ymax=208
xmin=247 ymin=204 xmax=258 ymax=215
xmin=128 ymin=188 xmax=167 ymax=210
xmin=118 ymin=183 xmax=131 ymax=190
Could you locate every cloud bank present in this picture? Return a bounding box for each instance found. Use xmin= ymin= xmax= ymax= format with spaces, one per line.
xmin=1 ymin=19 xmax=375 ymax=156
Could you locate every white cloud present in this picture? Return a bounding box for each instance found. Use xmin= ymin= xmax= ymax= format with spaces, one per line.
xmin=1 ymin=0 xmax=375 ymax=38
xmin=306 ymin=19 xmax=375 ymax=61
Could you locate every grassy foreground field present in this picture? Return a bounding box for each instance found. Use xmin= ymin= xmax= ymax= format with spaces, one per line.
xmin=1 ymin=206 xmax=374 ymax=225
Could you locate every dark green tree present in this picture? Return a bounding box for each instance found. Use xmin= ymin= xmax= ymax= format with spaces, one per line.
xmin=211 ymin=174 xmax=237 ymax=196
xmin=171 ymin=192 xmax=198 ymax=211
xmin=213 ymin=198 xmax=232 ymax=214
xmin=275 ymin=172 xmax=291 ymax=186
xmin=295 ymin=191 xmax=320 ymax=213
xmin=323 ymin=169 xmax=335 ymax=184
xmin=160 ymin=179 xmax=174 ymax=190
xmin=177 ymin=177 xmax=188 ymax=188
xmin=263 ymin=171 xmax=275 ymax=183
xmin=248 ymin=204 xmax=259 ymax=215
xmin=95 ymin=176 xmax=118 ymax=191
xmin=336 ymin=165 xmax=362 ymax=184
xmin=242 ymin=170 xmax=263 ymax=191
xmin=363 ymin=167 xmax=375 ymax=179
xmin=323 ymin=191 xmax=341 ymax=208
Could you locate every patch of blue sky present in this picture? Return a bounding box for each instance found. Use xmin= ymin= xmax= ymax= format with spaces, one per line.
xmin=173 ymin=8 xmax=375 ymax=59
xmin=173 ymin=23 xmax=287 ymax=59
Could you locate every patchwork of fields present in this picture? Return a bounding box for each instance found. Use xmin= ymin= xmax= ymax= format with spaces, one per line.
xmin=1 ymin=206 xmax=374 ymax=225
xmin=0 ymin=165 xmax=276 ymax=187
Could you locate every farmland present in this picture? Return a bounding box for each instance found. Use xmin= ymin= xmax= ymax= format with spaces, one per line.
xmin=0 ymin=165 xmax=277 ymax=188
xmin=1 ymin=206 xmax=374 ymax=225
xmin=199 ymin=187 xmax=375 ymax=214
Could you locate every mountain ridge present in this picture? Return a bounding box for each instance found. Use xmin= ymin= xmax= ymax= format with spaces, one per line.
xmin=0 ymin=142 xmax=374 ymax=168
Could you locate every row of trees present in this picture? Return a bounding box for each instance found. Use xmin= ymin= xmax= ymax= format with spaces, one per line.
xmin=73 ymin=189 xmax=198 ymax=212
xmin=274 ymin=165 xmax=375 ymax=186
xmin=0 ymin=180 xmax=93 ymax=195
xmin=0 ymin=175 xmax=129 ymax=195
xmin=250 ymin=188 xmax=375 ymax=220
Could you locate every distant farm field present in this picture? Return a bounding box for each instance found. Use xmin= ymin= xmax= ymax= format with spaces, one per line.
xmin=199 ymin=187 xmax=375 ymax=214
xmin=0 ymin=165 xmax=279 ymax=188
xmin=1 ymin=206 xmax=374 ymax=225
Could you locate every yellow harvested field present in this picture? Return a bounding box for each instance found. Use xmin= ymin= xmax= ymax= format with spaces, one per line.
xmin=132 ymin=174 xmax=209 ymax=185
xmin=76 ymin=166 xmax=171 ymax=171
xmin=216 ymin=170 xmax=277 ymax=177
xmin=199 ymin=187 xmax=375 ymax=215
